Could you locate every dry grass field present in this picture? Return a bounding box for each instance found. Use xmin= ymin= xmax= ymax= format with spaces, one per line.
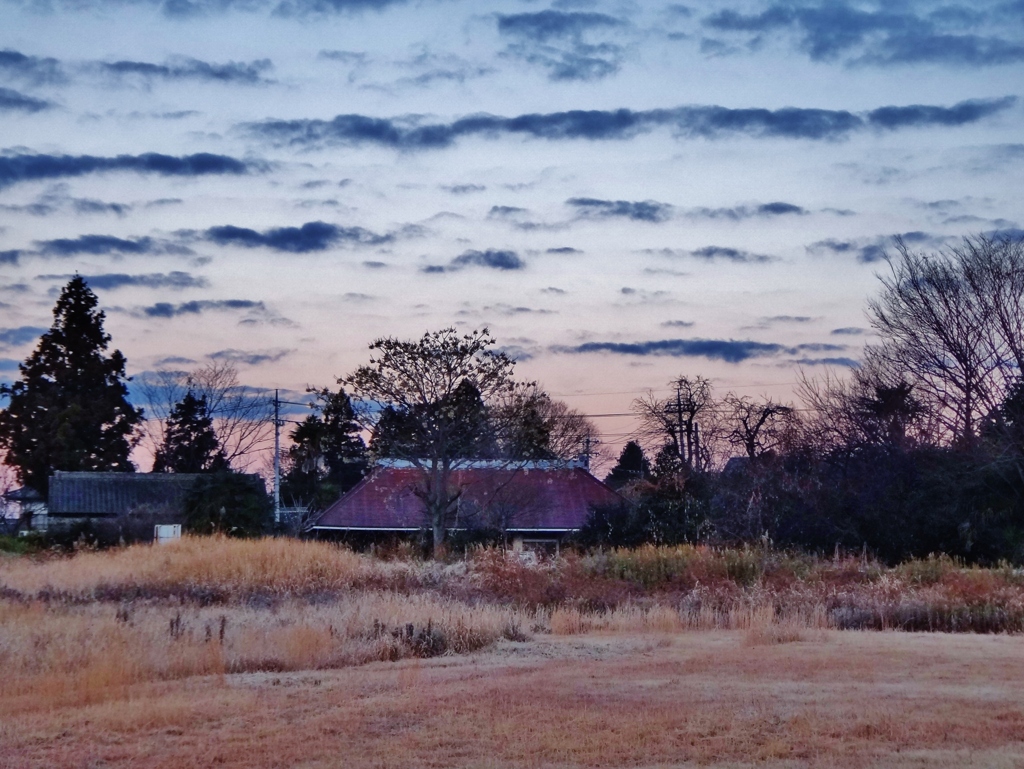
xmin=2 ymin=537 xmax=1024 ymax=768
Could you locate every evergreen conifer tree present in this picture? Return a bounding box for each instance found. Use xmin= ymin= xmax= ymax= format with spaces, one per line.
xmin=0 ymin=276 xmax=143 ymax=497
xmin=604 ymin=441 xmax=651 ymax=489
xmin=281 ymin=387 xmax=367 ymax=510
xmin=152 ymin=391 xmax=229 ymax=473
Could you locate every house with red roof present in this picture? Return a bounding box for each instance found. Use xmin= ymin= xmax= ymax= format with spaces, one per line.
xmin=310 ymin=459 xmax=622 ymax=551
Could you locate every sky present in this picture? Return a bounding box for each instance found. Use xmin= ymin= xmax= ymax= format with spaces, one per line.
xmin=1 ymin=0 xmax=1022 ymax=464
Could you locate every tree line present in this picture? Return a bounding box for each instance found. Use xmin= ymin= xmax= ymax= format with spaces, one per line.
xmin=3 ymin=234 xmax=1024 ymax=562
xmin=593 ymin=235 xmax=1024 ymax=564
xmin=0 ymin=279 xmax=596 ymax=546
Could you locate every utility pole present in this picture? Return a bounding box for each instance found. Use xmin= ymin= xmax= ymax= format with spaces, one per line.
xmin=273 ymin=389 xmax=280 ymax=524
xmin=675 ymin=384 xmax=685 ymax=465
xmin=580 ymin=435 xmax=599 ymax=470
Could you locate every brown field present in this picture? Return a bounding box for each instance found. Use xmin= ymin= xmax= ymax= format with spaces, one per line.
xmin=2 ymin=537 xmax=1024 ymax=767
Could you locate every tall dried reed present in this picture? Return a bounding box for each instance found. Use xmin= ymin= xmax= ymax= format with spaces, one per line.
xmin=0 ymin=535 xmax=423 ymax=600
xmin=4 ymin=537 xmax=1024 ymax=717
xmin=0 ymin=592 xmax=529 ymax=713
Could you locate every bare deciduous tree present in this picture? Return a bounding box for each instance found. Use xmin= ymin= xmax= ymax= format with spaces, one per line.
xmin=723 ymin=394 xmax=797 ymax=458
xmin=137 ymin=361 xmax=273 ymax=472
xmin=798 ymin=361 xmax=938 ymax=455
xmin=544 ymin=399 xmax=600 ymax=464
xmin=633 ymin=375 xmax=722 ymax=472
xmin=866 ymin=235 xmax=1024 ymax=446
xmin=344 ymin=328 xmax=521 ymax=556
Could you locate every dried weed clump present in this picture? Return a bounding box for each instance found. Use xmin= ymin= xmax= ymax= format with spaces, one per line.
xmin=0 ymin=535 xmax=422 ymax=601
xmin=464 ymin=545 xmax=1024 ymax=634
xmin=0 ymin=592 xmax=529 ymax=713
xmin=4 ymin=537 xmax=1024 ymax=717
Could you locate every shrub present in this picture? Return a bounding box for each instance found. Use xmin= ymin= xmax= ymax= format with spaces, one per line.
xmin=183 ymin=473 xmax=272 ymax=538
xmin=0 ymin=533 xmax=44 ymax=555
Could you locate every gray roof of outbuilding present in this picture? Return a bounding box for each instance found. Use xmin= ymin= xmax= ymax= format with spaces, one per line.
xmin=48 ymin=472 xmax=204 ymax=516
xmin=2 ymin=486 xmax=44 ymax=502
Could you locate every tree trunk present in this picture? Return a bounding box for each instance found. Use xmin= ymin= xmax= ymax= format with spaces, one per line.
xmin=429 ymin=461 xmax=449 ymax=559
xmin=431 ymin=509 xmax=446 ymax=559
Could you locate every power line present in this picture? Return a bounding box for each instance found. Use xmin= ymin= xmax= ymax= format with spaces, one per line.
xmin=549 ymin=381 xmax=807 ymax=398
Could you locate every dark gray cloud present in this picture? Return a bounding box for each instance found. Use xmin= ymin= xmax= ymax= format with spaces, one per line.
xmin=243 ymin=97 xmax=1013 ymax=151
xmin=483 ymin=204 xmax=563 ymax=232
xmin=0 ymin=250 xmax=22 ymax=265
xmin=763 ymin=315 xmax=813 ymax=323
xmin=988 ymin=227 xmax=1024 ymax=241
xmin=808 ymin=231 xmax=939 ymax=263
xmin=143 ymin=299 xmax=264 ymax=318
xmin=73 ymin=199 xmax=131 ymax=216
xmin=153 ymin=355 xmax=197 ymax=366
xmin=0 ymin=87 xmax=53 ymax=113
xmin=269 ymin=0 xmax=408 ymax=17
xmin=0 ymin=358 xmax=20 ymax=372
xmin=546 ymin=246 xmax=581 ymax=254
xmin=0 ymin=186 xmax=132 ymax=217
xmin=399 ymin=64 xmax=494 ymax=88
xmin=756 ymin=201 xmax=806 ymax=216
xmin=318 ymin=50 xmax=368 ymax=64
xmin=795 ymin=343 xmax=848 ymax=353
xmin=37 ymin=272 xmax=207 ymax=290
xmin=443 ymin=183 xmax=486 ymax=194
xmin=941 ymin=214 xmax=1016 ymax=228
xmin=424 ymin=249 xmax=525 ymax=273
xmin=0 ymin=152 xmax=252 ymax=190
xmin=489 ymin=205 xmax=528 ymax=217
xmin=568 ymin=197 xmax=674 ymax=222
xmin=662 ymin=320 xmax=695 ymax=328
xmin=831 ymin=327 xmax=866 ymax=335
xmin=363 ymin=260 xmax=387 ymax=268
xmin=98 ymin=57 xmax=273 ymax=85
xmin=118 ymin=0 xmax=412 ymax=18
xmin=704 ymin=3 xmax=1024 ymax=67
xmin=35 ymin=235 xmax=188 ymax=257
xmin=690 ymin=246 xmax=776 ymax=263
xmin=452 ymin=249 xmax=524 ymax=270
xmin=555 ymin=338 xmax=822 ymax=363
xmin=867 ymin=98 xmax=1017 ymax=129
xmin=619 ymin=287 xmax=670 ymax=303
xmin=208 ymin=348 xmax=291 ymax=365
xmin=204 ymin=220 xmax=391 ymax=252
xmin=684 ymin=201 xmax=808 ymax=220
xmin=497 ymin=344 xmax=537 ymax=362
xmin=497 ymin=10 xmax=624 ymax=41
xmin=497 ymin=10 xmax=627 ymax=81
xmin=792 ymin=357 xmax=860 ymax=368
xmin=385 ymin=50 xmax=495 ymax=89
xmin=0 ymin=326 xmax=46 ymax=348
xmin=555 ymin=337 xmax=846 ymax=363
xmin=0 ymin=49 xmax=66 ymax=85
xmin=478 ymin=303 xmax=553 ymax=316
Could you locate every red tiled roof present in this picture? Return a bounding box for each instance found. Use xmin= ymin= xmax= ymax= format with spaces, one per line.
xmin=312 ymin=465 xmax=622 ymax=532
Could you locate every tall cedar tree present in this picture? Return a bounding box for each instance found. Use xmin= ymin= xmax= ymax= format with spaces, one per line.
xmin=281 ymin=387 xmax=367 ymax=510
xmin=152 ymin=391 xmax=229 ymax=473
xmin=0 ymin=276 xmax=142 ymax=497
